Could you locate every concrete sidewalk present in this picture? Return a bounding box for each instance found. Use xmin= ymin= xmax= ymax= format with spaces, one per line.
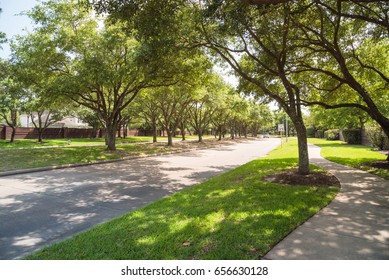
xmin=264 ymin=144 xmax=389 ymax=260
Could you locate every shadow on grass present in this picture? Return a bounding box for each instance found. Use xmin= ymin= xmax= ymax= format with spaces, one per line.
xmin=15 ymin=157 xmax=339 ymax=260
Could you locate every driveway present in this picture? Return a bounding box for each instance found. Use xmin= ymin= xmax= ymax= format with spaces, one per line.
xmin=0 ymin=138 xmax=280 ymax=259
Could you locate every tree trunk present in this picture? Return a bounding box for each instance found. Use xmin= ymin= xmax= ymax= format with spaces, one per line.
xmin=167 ymin=131 xmax=173 ymax=146
xmin=38 ymin=129 xmax=43 ymax=143
xmin=151 ymin=120 xmax=158 ymax=143
xmin=198 ymin=128 xmax=203 ymax=142
xmin=294 ymin=120 xmax=310 ymax=175
xmin=123 ymin=125 xmax=128 ymax=139
xmin=106 ymin=124 xmax=117 ymax=151
xmin=382 ymin=127 xmax=389 ymax=161
xmin=10 ymin=126 xmax=16 ymax=143
xmin=180 ymin=124 xmax=186 ymax=141
xmin=152 ymin=126 xmax=158 ymax=143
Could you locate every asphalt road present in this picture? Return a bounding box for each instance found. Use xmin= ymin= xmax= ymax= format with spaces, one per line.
xmin=0 ymin=138 xmax=280 ymax=259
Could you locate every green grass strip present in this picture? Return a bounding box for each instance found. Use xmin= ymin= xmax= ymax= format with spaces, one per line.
xmin=0 ymin=143 xmax=173 ymax=172
xmin=25 ymin=139 xmax=338 ymax=260
xmin=0 ymin=137 xmax=151 ymax=149
xmin=308 ymin=138 xmax=389 ymax=180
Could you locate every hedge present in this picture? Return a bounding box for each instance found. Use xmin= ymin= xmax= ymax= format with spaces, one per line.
xmin=324 ymin=129 xmax=339 ymax=140
xmin=342 ymin=129 xmax=361 ymax=144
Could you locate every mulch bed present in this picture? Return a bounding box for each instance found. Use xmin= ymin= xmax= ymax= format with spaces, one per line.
xmin=263 ymin=168 xmax=341 ymax=188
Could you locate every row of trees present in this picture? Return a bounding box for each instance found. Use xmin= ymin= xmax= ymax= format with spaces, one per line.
xmin=133 ymin=84 xmax=273 ymax=145
xmin=91 ymin=0 xmax=388 ymax=172
xmin=1 ymin=0 xmax=388 ymax=174
xmin=0 ymin=1 xmax=273 ymax=146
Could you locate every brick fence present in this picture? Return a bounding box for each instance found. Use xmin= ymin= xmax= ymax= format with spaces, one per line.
xmin=0 ymin=126 xmax=155 ymax=140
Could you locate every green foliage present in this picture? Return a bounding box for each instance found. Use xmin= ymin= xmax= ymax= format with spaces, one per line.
xmin=306 ymin=126 xmax=316 ymax=138
xmin=309 ymin=106 xmax=367 ymax=131
xmin=365 ymin=126 xmax=389 ymax=150
xmin=324 ymin=129 xmax=339 ymax=141
xmin=342 ymin=129 xmax=361 ymax=145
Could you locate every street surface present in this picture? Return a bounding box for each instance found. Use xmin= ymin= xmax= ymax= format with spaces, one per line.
xmin=0 ymin=138 xmax=280 ymax=259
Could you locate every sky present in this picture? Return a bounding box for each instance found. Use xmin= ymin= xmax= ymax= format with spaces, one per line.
xmin=0 ymin=0 xmax=38 ymax=59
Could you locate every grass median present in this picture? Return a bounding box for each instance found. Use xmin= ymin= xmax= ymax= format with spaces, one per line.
xmin=24 ymin=139 xmax=339 ymax=260
xmin=308 ymin=138 xmax=389 ymax=179
xmin=0 ymin=137 xmax=151 ymax=149
xmin=0 ymin=143 xmax=175 ymax=172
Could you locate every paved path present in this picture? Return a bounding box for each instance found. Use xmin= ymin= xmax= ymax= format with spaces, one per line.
xmin=0 ymin=138 xmax=280 ymax=260
xmin=264 ymin=144 xmax=389 ymax=260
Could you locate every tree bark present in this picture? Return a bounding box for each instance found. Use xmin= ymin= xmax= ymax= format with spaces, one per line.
xmin=180 ymin=123 xmax=186 ymax=141
xmin=167 ymin=130 xmax=173 ymax=146
xmin=151 ymin=118 xmax=158 ymax=143
xmin=152 ymin=125 xmax=158 ymax=143
xmin=38 ymin=129 xmax=43 ymax=143
xmin=105 ymin=123 xmax=117 ymax=151
xmin=294 ymin=120 xmax=310 ymax=175
xmin=198 ymin=128 xmax=203 ymax=142
xmin=10 ymin=126 xmax=16 ymax=143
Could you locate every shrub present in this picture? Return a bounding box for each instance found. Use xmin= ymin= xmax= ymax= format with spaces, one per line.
xmin=342 ymin=129 xmax=361 ymax=144
xmin=315 ymin=130 xmax=325 ymax=138
xmin=324 ymin=129 xmax=339 ymax=140
xmin=366 ymin=127 xmax=389 ymax=150
xmin=306 ymin=126 xmax=316 ymax=138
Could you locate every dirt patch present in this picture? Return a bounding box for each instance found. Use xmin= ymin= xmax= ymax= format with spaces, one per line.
xmin=361 ymin=160 xmax=389 ymax=170
xmin=263 ymin=168 xmax=340 ymax=188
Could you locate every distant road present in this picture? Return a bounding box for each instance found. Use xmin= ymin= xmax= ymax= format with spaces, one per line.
xmin=0 ymin=138 xmax=280 ymax=259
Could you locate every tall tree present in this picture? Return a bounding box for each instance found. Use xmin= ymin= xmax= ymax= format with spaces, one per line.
xmin=155 ymin=82 xmax=193 ymax=146
xmin=0 ymin=63 xmax=23 ymax=142
xmin=22 ymin=93 xmax=66 ymax=143
xmin=12 ymin=0 xmax=180 ymax=150
xmin=292 ymin=0 xmax=389 ymax=158
xmin=196 ymin=1 xmax=311 ymax=174
xmin=136 ymin=90 xmax=162 ymax=143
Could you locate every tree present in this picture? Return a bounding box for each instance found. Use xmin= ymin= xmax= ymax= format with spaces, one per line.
xmin=248 ymin=102 xmax=273 ymax=137
xmin=22 ymin=93 xmax=66 ymax=143
xmin=187 ymin=74 xmax=225 ymax=142
xmin=154 ymin=82 xmax=193 ymax=146
xmin=197 ymin=2 xmax=311 ymax=174
xmin=0 ymin=66 xmax=23 ymax=142
xmin=77 ymin=107 xmax=103 ymax=138
xmin=12 ymin=0 xmax=180 ymax=151
xmin=136 ymin=90 xmax=162 ymax=143
xmin=292 ymin=0 xmax=389 ymax=159
xmin=309 ymin=106 xmax=369 ymax=132
xmin=211 ymin=85 xmax=236 ymax=141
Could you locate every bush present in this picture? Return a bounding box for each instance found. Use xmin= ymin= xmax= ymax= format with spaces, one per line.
xmin=315 ymin=130 xmax=325 ymax=138
xmin=306 ymin=126 xmax=316 ymax=138
xmin=366 ymin=127 xmax=389 ymax=150
xmin=324 ymin=129 xmax=339 ymax=140
xmin=342 ymin=129 xmax=361 ymax=144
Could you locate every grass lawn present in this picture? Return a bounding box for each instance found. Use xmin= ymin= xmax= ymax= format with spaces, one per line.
xmin=25 ymin=139 xmax=339 ymax=260
xmin=0 ymin=135 xmax=213 ymax=149
xmin=0 ymin=143 xmax=175 ymax=172
xmin=308 ymin=138 xmax=389 ymax=179
xmin=0 ymin=137 xmax=152 ymax=149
